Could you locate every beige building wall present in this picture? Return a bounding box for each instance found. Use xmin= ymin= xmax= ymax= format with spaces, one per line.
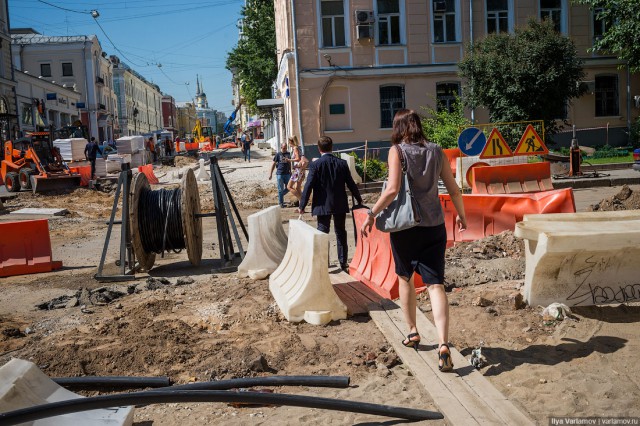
xmin=176 ymin=102 xmax=197 ymax=138
xmin=0 ymin=0 xmax=18 ymax=141
xmin=275 ymin=0 xmax=639 ymax=153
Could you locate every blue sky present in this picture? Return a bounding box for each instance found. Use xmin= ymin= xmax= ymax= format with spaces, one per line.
xmin=8 ymin=0 xmax=244 ymax=116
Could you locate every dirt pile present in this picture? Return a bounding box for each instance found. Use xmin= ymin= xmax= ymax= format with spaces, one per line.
xmin=3 ymin=188 xmax=114 ymax=219
xmin=174 ymin=155 xmax=198 ymax=168
xmin=588 ymin=185 xmax=640 ymax=211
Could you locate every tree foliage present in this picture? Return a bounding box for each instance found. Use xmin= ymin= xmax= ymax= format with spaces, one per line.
xmin=458 ymin=19 xmax=585 ymax=134
xmin=420 ymin=98 xmax=471 ymax=149
xmin=226 ymin=0 xmax=277 ymax=116
xmin=573 ymin=0 xmax=640 ymax=72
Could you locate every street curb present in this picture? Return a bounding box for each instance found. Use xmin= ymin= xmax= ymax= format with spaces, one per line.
xmin=553 ymin=176 xmax=640 ymax=189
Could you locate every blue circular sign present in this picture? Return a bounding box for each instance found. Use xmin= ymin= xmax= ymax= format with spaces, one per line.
xmin=457 ymin=127 xmax=486 ymax=157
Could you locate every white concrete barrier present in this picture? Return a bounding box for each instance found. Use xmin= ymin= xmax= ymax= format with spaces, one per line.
xmin=340 ymin=153 xmax=362 ymax=184
xmin=196 ymin=158 xmax=210 ymax=181
xmin=269 ymin=220 xmax=347 ymax=325
xmin=515 ymin=211 xmax=640 ymax=307
xmin=237 ymin=205 xmax=288 ymax=280
xmin=0 ymin=358 xmax=135 ymax=425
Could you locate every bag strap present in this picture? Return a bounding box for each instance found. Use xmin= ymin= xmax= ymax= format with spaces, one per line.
xmin=394 ymin=144 xmax=407 ymax=173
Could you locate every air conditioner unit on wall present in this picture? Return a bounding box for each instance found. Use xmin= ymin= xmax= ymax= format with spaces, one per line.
xmin=355 ymin=10 xmax=374 ymax=25
xmin=356 ymin=25 xmax=374 ymax=41
xmin=579 ymin=80 xmax=596 ymax=94
xmin=433 ymin=0 xmax=447 ymax=12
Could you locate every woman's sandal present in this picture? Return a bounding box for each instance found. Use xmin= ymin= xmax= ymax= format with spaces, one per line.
xmin=438 ymin=343 xmax=454 ymax=372
xmin=402 ymin=333 xmax=421 ymax=352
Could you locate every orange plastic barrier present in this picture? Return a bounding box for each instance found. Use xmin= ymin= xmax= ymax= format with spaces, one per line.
xmin=0 ymin=219 xmax=63 ymax=277
xmin=440 ymin=188 xmax=576 ymax=245
xmin=69 ymin=165 xmax=91 ymax=187
xmin=218 ymin=142 xmax=238 ymax=149
xmin=443 ymin=148 xmax=461 ymax=176
xmin=471 ymin=162 xmax=553 ymax=194
xmin=137 ymin=164 xmax=159 ymax=184
xmin=349 ymin=209 xmax=427 ymax=299
xmin=185 ymin=142 xmax=199 ymax=151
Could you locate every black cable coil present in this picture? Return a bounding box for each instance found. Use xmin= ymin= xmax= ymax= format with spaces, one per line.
xmin=138 ymin=187 xmax=185 ymax=254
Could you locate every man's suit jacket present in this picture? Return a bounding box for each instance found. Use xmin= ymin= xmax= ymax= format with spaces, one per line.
xmin=300 ymin=153 xmax=362 ymax=216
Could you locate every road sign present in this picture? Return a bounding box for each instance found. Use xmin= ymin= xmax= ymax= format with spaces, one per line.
xmin=457 ymin=127 xmax=486 ymax=157
xmin=514 ymin=125 xmax=548 ymax=156
xmin=480 ymin=128 xmax=513 ymax=159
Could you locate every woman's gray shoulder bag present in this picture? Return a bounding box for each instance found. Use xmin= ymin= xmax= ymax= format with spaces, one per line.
xmin=375 ymin=144 xmax=422 ymax=233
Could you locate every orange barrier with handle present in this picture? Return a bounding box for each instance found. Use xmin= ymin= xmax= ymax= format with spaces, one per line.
xmin=137 ymin=164 xmax=159 ymax=184
xmin=443 ymin=148 xmax=461 ymax=176
xmin=69 ymin=165 xmax=91 ymax=187
xmin=0 ymin=219 xmax=63 ymax=277
xmin=471 ymin=162 xmax=553 ymax=194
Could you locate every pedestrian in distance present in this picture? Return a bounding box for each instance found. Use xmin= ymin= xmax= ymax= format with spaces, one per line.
xmin=84 ymin=137 xmax=99 ymax=179
xmin=286 ymin=135 xmax=308 ymax=206
xmin=163 ymin=137 xmax=172 ymax=157
xmin=269 ymin=142 xmax=292 ymax=208
xmin=242 ymin=132 xmax=254 ymax=162
xmin=298 ymin=136 xmax=363 ymax=272
xmin=360 ymin=109 xmax=467 ymax=372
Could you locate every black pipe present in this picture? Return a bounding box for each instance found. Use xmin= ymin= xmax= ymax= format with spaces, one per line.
xmin=52 ymin=376 xmax=171 ymax=389
xmin=0 ymin=390 xmax=443 ymax=425
xmin=163 ymin=375 xmax=350 ymax=390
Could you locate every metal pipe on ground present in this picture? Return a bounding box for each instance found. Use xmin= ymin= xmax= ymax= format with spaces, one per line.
xmin=0 ymin=390 xmax=443 ymax=425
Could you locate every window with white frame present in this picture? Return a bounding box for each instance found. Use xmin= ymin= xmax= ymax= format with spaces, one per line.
xmin=380 ymin=85 xmax=405 ymax=128
xmin=434 ymin=0 xmax=457 ymax=43
xmin=540 ymin=0 xmax=562 ymax=32
xmin=377 ymin=0 xmax=401 ymax=45
xmin=487 ymin=0 xmax=509 ymax=34
xmin=436 ymin=82 xmax=460 ymax=113
xmin=595 ymin=75 xmax=619 ymax=117
xmin=321 ymin=0 xmax=346 ymax=47
xmin=592 ymin=7 xmax=611 ymax=42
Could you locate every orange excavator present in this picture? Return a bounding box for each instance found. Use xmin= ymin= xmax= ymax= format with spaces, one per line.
xmin=1 ymin=130 xmax=81 ymax=193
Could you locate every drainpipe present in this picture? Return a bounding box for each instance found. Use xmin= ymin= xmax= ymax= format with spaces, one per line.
xmin=626 ymin=64 xmax=631 ymax=135
xmin=290 ymin=0 xmax=305 ymax=155
xmin=469 ymin=0 xmax=475 ymax=124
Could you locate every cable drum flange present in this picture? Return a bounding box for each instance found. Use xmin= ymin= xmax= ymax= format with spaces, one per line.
xmin=181 ymin=168 xmax=202 ymax=266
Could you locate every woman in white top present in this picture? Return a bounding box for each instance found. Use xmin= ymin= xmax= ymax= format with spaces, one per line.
xmin=286 ymin=135 xmax=308 ymax=204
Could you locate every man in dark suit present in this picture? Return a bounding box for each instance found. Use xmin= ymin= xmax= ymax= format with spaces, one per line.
xmin=298 ymin=136 xmax=363 ymax=271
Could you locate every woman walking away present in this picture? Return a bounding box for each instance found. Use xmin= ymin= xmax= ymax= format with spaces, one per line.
xmin=286 ymin=135 xmax=308 ymax=205
xmin=360 ymin=109 xmax=467 ymax=372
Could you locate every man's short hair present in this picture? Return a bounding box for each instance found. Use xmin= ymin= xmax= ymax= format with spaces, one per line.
xmin=318 ymin=136 xmax=333 ymax=152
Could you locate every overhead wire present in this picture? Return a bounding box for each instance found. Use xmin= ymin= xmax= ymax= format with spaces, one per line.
xmin=35 ymin=0 xmax=88 ymax=14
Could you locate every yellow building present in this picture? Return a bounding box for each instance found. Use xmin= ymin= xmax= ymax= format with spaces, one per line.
xmin=176 ymin=101 xmax=197 ymax=139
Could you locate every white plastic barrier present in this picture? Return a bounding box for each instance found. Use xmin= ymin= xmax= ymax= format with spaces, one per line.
xmin=237 ymin=205 xmax=288 ymax=280
xmin=269 ymin=220 xmax=348 ymax=325
xmin=456 ymin=155 xmax=527 ymax=188
xmin=196 ymin=158 xmax=210 ymax=181
xmin=340 ymin=153 xmax=362 ymax=184
xmin=0 ymin=358 xmax=135 ymax=425
xmin=515 ymin=211 xmax=640 ymax=307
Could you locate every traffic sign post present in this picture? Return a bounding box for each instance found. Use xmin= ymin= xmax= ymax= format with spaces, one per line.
xmin=514 ymin=124 xmax=548 ymax=156
xmin=480 ymin=128 xmax=513 ymax=159
xmin=457 ymin=127 xmax=486 ymax=157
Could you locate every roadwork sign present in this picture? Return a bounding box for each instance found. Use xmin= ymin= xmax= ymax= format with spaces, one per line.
xmin=514 ymin=125 xmax=548 ymax=156
xmin=480 ymin=128 xmax=513 ymax=159
xmin=458 ymin=127 xmax=486 ymax=157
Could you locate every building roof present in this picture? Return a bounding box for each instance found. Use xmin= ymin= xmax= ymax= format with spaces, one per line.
xmin=11 ymin=33 xmax=99 ymax=45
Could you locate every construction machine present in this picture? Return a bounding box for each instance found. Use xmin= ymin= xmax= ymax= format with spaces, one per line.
xmin=192 ymin=119 xmax=214 ymax=144
xmin=1 ymin=129 xmax=81 ymax=193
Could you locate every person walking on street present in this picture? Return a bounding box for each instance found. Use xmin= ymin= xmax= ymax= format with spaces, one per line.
xmin=84 ymin=137 xmax=99 ymax=179
xmin=269 ymin=143 xmax=291 ymax=208
xmin=163 ymin=137 xmax=173 ymax=157
xmin=286 ymin=135 xmax=308 ymax=205
xmin=298 ymin=136 xmax=363 ymax=271
xmin=242 ymin=132 xmax=254 ymax=162
xmin=360 ymin=109 xmax=467 ymax=372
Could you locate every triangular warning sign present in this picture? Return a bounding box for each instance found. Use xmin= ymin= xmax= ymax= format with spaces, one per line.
xmin=480 ymin=128 xmax=513 ymax=159
xmin=514 ymin=125 xmax=548 ymax=156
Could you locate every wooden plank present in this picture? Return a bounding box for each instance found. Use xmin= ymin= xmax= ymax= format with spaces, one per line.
xmin=369 ymin=305 xmax=481 ymax=426
xmin=333 ymin=285 xmax=367 ymax=316
xmin=10 ymin=208 xmax=69 ymax=216
xmin=381 ymin=299 xmax=534 ymax=425
xmin=346 ymin=281 xmax=385 ymax=304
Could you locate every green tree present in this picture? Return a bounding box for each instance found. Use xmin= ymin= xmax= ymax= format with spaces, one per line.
xmin=226 ymin=0 xmax=277 ymax=116
xmin=458 ymin=19 xmax=585 ymax=134
xmin=420 ymin=97 xmax=471 ymax=149
xmin=573 ymin=0 xmax=640 ymax=72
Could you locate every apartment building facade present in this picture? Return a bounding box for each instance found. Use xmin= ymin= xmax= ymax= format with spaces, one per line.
xmin=11 ymin=31 xmax=119 ymax=142
xmin=0 ymin=0 xmax=18 ymax=141
xmin=274 ymin=0 xmax=640 ymax=154
xmin=176 ymin=101 xmax=197 ymax=138
xmin=162 ymin=94 xmax=177 ymax=136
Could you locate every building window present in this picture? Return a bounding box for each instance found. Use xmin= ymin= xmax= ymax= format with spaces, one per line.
xmin=434 ymin=0 xmax=457 ymax=43
xmin=21 ymin=103 xmax=33 ymax=125
xmin=593 ymin=7 xmax=611 ymax=42
xmin=321 ymin=0 xmax=346 ymax=47
xmin=595 ymin=75 xmax=619 ymax=117
xmin=540 ymin=0 xmax=562 ymax=32
xmin=487 ymin=0 xmax=509 ymax=34
xmin=40 ymin=63 xmax=52 ymax=77
xmin=380 ymin=85 xmax=405 ymax=128
xmin=62 ymin=62 xmax=73 ymax=76
xmin=377 ymin=0 xmax=401 ymax=45
xmin=436 ymin=82 xmax=460 ymax=113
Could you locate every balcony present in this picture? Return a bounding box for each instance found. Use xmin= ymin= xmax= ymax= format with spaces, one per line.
xmin=98 ymin=103 xmax=106 ymax=111
xmin=95 ymin=76 xmax=105 ymax=86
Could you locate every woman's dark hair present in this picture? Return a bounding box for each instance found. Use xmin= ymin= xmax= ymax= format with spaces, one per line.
xmin=390 ymin=109 xmax=427 ymax=145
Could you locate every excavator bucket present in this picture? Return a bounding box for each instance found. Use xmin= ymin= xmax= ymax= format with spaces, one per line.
xmin=31 ymin=174 xmax=81 ymax=193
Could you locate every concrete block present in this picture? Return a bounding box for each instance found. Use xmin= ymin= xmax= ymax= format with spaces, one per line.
xmin=10 ymin=208 xmax=69 ymax=216
xmin=0 ymin=358 xmax=134 ymax=425
xmin=340 ymin=153 xmax=362 ymax=184
xmin=196 ymin=159 xmax=210 ymax=181
xmin=515 ymin=211 xmax=640 ymax=307
xmin=237 ymin=205 xmax=288 ymax=280
xmin=269 ymin=220 xmax=347 ymax=325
